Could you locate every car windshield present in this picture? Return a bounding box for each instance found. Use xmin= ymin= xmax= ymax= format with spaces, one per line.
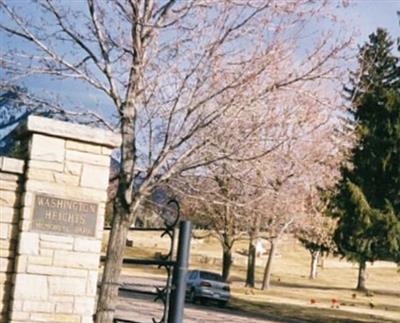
xmin=199 ymin=271 xmax=223 ymax=282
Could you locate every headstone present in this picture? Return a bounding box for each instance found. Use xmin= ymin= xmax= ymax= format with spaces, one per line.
xmin=255 ymin=239 xmax=266 ymax=257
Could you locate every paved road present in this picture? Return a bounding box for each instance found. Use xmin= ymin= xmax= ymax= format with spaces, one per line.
xmin=115 ymin=276 xmax=279 ymax=323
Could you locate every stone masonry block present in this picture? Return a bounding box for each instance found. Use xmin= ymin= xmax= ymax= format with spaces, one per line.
xmin=39 ymin=241 xmax=73 ymax=251
xmin=0 ymin=191 xmax=19 ymax=207
xmin=53 ymin=173 xmax=80 ymax=186
xmin=74 ymin=296 xmax=95 ymax=315
xmin=95 ymin=204 xmax=106 ymax=239
xmin=0 ymin=157 xmax=24 ymax=174
xmin=80 ymin=164 xmax=109 ymax=189
xmin=49 ymin=276 xmax=86 ymax=296
xmin=30 ymin=134 xmax=65 ymax=163
xmin=0 ymin=248 xmax=14 ymax=258
xmin=40 ymin=234 xmax=73 ymax=244
xmin=81 ymin=315 xmax=96 ymax=323
xmin=50 ymin=295 xmax=74 ymax=303
xmin=97 ymin=203 xmax=106 ymax=216
xmin=13 ymin=274 xmax=48 ymax=300
xmin=14 ymin=255 xmax=28 ymax=273
xmin=0 ymin=239 xmax=15 ymax=251
xmin=24 ymin=180 xmax=107 ymax=202
xmin=23 ymin=300 xmax=54 ymax=313
xmin=9 ymin=310 xmax=30 ymax=321
xmin=19 ymin=220 xmax=32 ymax=231
xmin=0 ymin=172 xmax=20 ymax=182
xmin=27 ymin=265 xmax=87 ymax=278
xmin=101 ymin=146 xmax=113 ymax=155
xmin=66 ymin=150 xmax=110 ymax=167
xmin=23 ymin=115 xmax=121 ymax=148
xmin=53 ymin=251 xmax=99 ymax=269
xmin=26 ymin=168 xmax=55 ymax=182
xmin=76 ymin=188 xmax=108 ymax=203
xmin=20 ymin=207 xmax=32 ymax=220
xmin=55 ymin=302 xmax=73 ymax=314
xmin=28 ymin=170 xmax=80 ymax=187
xmin=18 ymin=232 xmax=39 ymax=255
xmin=0 ymin=258 xmax=13 ymax=273
xmin=73 ymin=238 xmax=101 ymax=253
xmin=66 ymin=141 xmax=102 ymax=154
xmin=20 ymin=192 xmax=34 ymax=207
xmin=28 ymin=159 xmax=64 ymax=172
xmin=95 ymin=213 xmax=105 ymax=240
xmin=0 ymin=206 xmax=19 ymax=224
xmin=64 ymin=161 xmax=82 ymax=176
xmin=40 ymin=249 xmax=54 ymax=257
xmin=10 ymin=300 xmax=23 ymax=311
xmin=30 ymin=313 xmax=80 ymax=322
xmin=28 ymin=256 xmax=53 ymax=266
xmin=0 ymin=224 xmax=9 ymax=240
xmin=25 ymin=179 xmax=66 ymax=195
xmin=0 ymin=179 xmax=20 ymax=191
xmin=86 ymin=270 xmax=99 ymax=296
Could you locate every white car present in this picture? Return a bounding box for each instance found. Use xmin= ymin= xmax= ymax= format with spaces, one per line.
xmin=185 ymin=270 xmax=230 ymax=307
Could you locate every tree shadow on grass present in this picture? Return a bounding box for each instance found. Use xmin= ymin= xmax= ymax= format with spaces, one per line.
xmin=272 ymin=281 xmax=351 ymax=292
xmin=272 ymin=281 xmax=400 ymax=298
xmin=230 ymin=296 xmax=395 ymax=323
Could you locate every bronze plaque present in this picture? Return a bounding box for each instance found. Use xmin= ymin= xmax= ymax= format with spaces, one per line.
xmin=31 ymin=194 xmax=98 ymax=237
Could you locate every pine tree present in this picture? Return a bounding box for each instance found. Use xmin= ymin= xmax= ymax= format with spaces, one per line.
xmin=331 ymin=28 xmax=400 ymax=290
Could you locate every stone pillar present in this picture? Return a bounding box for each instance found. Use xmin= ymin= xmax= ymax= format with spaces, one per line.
xmin=0 ymin=157 xmax=24 ymax=322
xmin=6 ymin=116 xmax=120 ymax=323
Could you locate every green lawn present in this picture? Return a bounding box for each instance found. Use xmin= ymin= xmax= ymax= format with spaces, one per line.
xmin=103 ymin=231 xmax=400 ymax=322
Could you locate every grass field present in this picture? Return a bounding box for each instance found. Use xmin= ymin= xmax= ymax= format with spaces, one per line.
xmin=103 ymin=231 xmax=400 ymax=322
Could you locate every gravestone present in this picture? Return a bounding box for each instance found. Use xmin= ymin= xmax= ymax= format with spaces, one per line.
xmin=0 ymin=116 xmax=120 ymax=323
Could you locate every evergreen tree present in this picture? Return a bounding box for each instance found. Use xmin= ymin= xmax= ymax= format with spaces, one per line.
xmin=331 ymin=28 xmax=400 ymax=290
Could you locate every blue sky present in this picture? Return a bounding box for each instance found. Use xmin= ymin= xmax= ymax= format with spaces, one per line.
xmin=346 ymin=0 xmax=399 ymax=43
xmin=1 ymin=0 xmax=399 ymax=130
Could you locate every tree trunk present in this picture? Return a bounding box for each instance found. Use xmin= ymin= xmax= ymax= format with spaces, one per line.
xmin=96 ymin=95 xmax=137 ymax=322
xmin=246 ymin=215 xmax=260 ymax=287
xmin=245 ymin=237 xmax=256 ymax=287
xmin=356 ymin=260 xmax=367 ymax=291
xmin=222 ymin=247 xmax=233 ymax=282
xmin=96 ymin=206 xmax=131 ymax=323
xmin=318 ymin=253 xmax=325 ymax=269
xmin=309 ymin=250 xmax=320 ymax=279
xmin=261 ymin=238 xmax=277 ymax=290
